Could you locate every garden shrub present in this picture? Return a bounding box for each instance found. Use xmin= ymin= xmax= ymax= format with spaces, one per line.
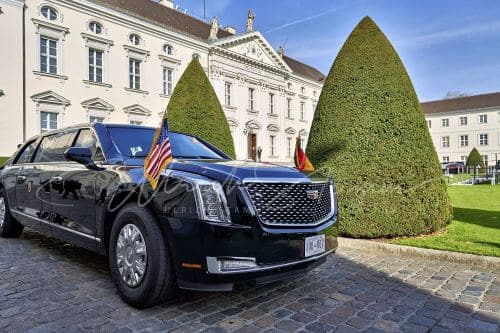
xmin=168 ymin=59 xmax=235 ymax=158
xmin=307 ymin=17 xmax=452 ymax=238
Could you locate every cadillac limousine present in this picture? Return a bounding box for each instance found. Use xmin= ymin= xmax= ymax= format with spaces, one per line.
xmin=0 ymin=123 xmax=338 ymax=308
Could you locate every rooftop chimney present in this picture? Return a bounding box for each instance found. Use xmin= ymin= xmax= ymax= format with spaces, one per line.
xmin=223 ymin=26 xmax=236 ymax=34
xmin=158 ymin=0 xmax=174 ymax=9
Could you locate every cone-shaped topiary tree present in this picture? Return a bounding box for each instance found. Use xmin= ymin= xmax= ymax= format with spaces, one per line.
xmin=307 ymin=17 xmax=452 ymax=238
xmin=466 ymin=147 xmax=483 ymax=184
xmin=168 ymin=59 xmax=236 ymax=158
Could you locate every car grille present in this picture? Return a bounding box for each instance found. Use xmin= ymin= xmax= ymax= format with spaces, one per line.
xmin=245 ymin=182 xmax=333 ymax=226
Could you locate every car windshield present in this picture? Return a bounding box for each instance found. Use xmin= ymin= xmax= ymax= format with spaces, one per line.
xmin=107 ymin=127 xmax=227 ymax=160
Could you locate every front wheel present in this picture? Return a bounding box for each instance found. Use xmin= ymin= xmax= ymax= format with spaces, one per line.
xmin=109 ymin=203 xmax=176 ymax=308
xmin=0 ymin=189 xmax=23 ymax=238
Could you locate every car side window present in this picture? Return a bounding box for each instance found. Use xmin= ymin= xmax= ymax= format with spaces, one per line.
xmin=74 ymin=129 xmax=104 ymax=161
xmin=14 ymin=140 xmax=39 ymax=164
xmin=33 ymin=131 xmax=77 ymax=163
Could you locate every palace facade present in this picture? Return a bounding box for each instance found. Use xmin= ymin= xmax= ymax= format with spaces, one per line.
xmin=0 ymin=0 xmax=324 ymax=163
xmin=422 ymin=92 xmax=500 ymax=168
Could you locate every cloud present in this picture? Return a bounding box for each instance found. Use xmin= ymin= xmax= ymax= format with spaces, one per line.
xmin=397 ymin=20 xmax=500 ymax=48
xmin=264 ymin=8 xmax=340 ymax=34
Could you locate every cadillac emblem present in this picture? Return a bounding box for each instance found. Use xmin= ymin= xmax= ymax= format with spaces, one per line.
xmin=305 ymin=190 xmax=319 ymax=200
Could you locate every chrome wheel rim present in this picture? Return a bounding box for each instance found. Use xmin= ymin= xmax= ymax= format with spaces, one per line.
xmin=0 ymin=198 xmax=5 ymax=228
xmin=116 ymin=224 xmax=147 ymax=287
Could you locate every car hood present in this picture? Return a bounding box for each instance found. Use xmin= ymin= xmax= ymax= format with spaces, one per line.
xmin=166 ymin=159 xmax=311 ymax=184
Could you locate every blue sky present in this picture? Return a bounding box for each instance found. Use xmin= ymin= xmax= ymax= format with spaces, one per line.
xmin=177 ymin=0 xmax=500 ymax=102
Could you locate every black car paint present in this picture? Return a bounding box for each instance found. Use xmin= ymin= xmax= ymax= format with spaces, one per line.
xmin=1 ymin=123 xmax=338 ymax=290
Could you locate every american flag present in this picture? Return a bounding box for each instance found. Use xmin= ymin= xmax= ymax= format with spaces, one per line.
xmin=144 ymin=116 xmax=173 ymax=190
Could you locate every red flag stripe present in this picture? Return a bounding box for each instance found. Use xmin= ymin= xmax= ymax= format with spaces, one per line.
xmin=146 ymin=145 xmax=161 ymax=174
xmin=150 ymin=142 xmax=171 ymax=178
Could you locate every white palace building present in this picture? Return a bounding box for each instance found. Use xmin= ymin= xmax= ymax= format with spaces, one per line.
xmin=0 ymin=0 xmax=325 ymax=163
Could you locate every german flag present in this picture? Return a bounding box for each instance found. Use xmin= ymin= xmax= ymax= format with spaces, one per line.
xmin=294 ymin=137 xmax=314 ymax=172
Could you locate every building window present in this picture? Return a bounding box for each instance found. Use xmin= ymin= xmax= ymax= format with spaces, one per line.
xmin=192 ymin=53 xmax=200 ymax=60
xmin=313 ymin=90 xmax=317 ymax=97
xmin=130 ymin=120 xmax=142 ymax=125
xmin=88 ymin=48 xmax=103 ymax=83
xmin=41 ymin=6 xmax=58 ymax=21
xmin=427 ymin=120 xmax=431 ymax=128
xmin=89 ymin=21 xmax=102 ymax=34
xmin=248 ymin=88 xmax=255 ymax=111
xmin=459 ymin=116 xmax=467 ymax=125
xmin=441 ymin=118 xmax=449 ymax=127
xmin=129 ymin=59 xmax=141 ymax=90
xmin=90 ymin=116 xmax=104 ymax=124
xmin=269 ymin=135 xmax=275 ymax=156
xmin=300 ymin=102 xmax=305 ymax=121
xmin=441 ymin=136 xmax=450 ymax=148
xmin=461 ymin=156 xmax=467 ymax=163
xmin=442 ymin=156 xmax=449 ymax=163
xmin=479 ymin=114 xmax=488 ymax=124
xmin=301 ymin=87 xmax=305 ymax=94
xmin=479 ymin=133 xmax=488 ymax=146
xmin=40 ymin=112 xmax=58 ymax=132
xmin=129 ymin=34 xmax=141 ymax=46
xmin=269 ymin=93 xmax=275 ymax=114
xmin=459 ymin=135 xmax=468 ymax=147
xmin=287 ymin=137 xmax=292 ymax=158
xmin=287 ymin=98 xmax=292 ymax=118
xmin=40 ymin=37 xmax=57 ymax=74
xmin=162 ymin=67 xmax=173 ymax=95
xmin=482 ymin=155 xmax=488 ymax=167
xmin=224 ymin=82 xmax=232 ymax=106
xmin=163 ymin=44 xmax=174 ymax=55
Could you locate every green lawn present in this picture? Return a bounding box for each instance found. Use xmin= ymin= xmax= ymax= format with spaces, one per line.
xmin=391 ymin=185 xmax=500 ymax=257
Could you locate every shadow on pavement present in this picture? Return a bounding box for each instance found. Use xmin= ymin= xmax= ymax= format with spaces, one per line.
xmin=0 ymin=229 xmax=498 ymax=332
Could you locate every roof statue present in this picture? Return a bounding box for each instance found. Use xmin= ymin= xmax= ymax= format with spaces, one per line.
xmin=246 ymin=10 xmax=255 ymax=32
xmin=209 ymin=16 xmax=219 ymax=40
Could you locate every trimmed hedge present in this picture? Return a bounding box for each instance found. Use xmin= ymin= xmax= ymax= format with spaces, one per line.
xmin=0 ymin=157 xmax=8 ymax=165
xmin=307 ymin=17 xmax=452 ymax=238
xmin=167 ymin=59 xmax=235 ymax=158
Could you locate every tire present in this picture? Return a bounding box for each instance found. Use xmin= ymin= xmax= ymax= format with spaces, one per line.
xmin=0 ymin=189 xmax=23 ymax=238
xmin=109 ymin=203 xmax=176 ymax=308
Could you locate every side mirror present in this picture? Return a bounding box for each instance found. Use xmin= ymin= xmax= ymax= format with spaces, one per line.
xmin=64 ymin=147 xmax=98 ymax=170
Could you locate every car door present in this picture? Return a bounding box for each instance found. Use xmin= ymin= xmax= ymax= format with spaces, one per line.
xmin=31 ymin=132 xmax=78 ymax=233
xmin=49 ymin=128 xmax=102 ymax=251
xmin=7 ymin=139 xmax=44 ymax=231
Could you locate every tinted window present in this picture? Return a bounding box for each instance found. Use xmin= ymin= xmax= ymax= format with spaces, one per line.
xmin=107 ymin=127 xmax=226 ymax=160
xmin=14 ymin=140 xmax=39 ymax=164
xmin=74 ymin=129 xmax=104 ymax=161
xmin=33 ymin=131 xmax=76 ymax=163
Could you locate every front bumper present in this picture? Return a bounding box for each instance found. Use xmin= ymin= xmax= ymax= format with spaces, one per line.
xmin=160 ymin=214 xmax=338 ymax=292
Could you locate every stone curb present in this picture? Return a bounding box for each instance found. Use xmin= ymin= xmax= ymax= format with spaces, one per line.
xmin=338 ymin=237 xmax=500 ymax=270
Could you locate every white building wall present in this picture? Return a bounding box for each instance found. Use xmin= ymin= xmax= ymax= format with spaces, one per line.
xmin=1 ymin=0 xmax=323 ymax=163
xmin=0 ymin=0 xmax=25 ymax=156
xmin=425 ymin=108 xmax=500 ymax=166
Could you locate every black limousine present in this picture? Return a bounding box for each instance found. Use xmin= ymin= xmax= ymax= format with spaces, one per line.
xmin=0 ymin=123 xmax=338 ymax=307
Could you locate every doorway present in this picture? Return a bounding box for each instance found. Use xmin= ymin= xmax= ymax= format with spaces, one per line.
xmin=247 ymin=133 xmax=257 ymax=161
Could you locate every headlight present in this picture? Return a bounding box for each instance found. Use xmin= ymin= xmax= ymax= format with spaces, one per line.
xmin=194 ymin=179 xmax=232 ymax=224
xmin=162 ymin=170 xmax=232 ymax=224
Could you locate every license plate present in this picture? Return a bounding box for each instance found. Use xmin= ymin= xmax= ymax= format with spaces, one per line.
xmin=305 ymin=234 xmax=325 ymax=257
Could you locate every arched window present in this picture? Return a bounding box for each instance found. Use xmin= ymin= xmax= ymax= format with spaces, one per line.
xmin=89 ymin=21 xmax=103 ymax=34
xmin=41 ymin=6 xmax=58 ymax=21
xmin=129 ymin=33 xmax=141 ymax=46
xmin=163 ymin=44 xmax=174 ymax=55
xmin=192 ymin=53 xmax=200 ymax=60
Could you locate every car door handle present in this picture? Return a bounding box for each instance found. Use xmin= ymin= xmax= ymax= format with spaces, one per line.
xmin=16 ymin=176 xmax=26 ymax=183
xmin=51 ymin=176 xmax=63 ymax=183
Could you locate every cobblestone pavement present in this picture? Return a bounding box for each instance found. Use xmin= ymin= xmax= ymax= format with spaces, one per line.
xmin=0 ymin=230 xmax=499 ymax=333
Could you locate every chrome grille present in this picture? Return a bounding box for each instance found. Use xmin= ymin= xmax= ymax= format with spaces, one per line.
xmin=245 ymin=182 xmax=333 ymax=226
